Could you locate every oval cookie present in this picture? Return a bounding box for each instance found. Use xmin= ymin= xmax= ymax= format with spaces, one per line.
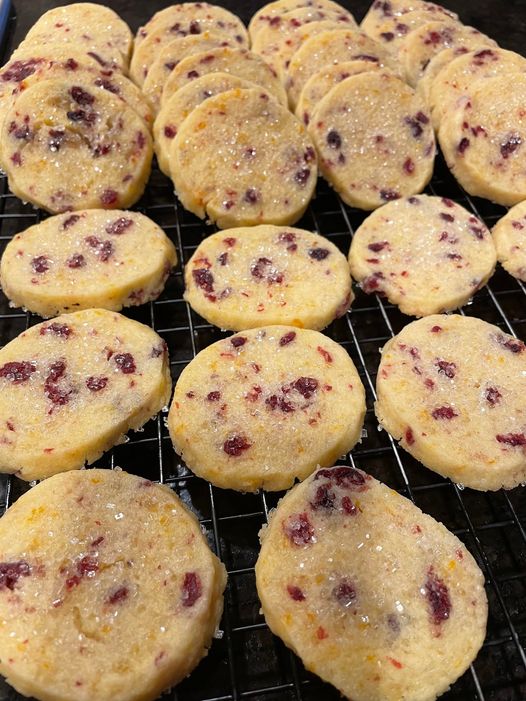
xmin=0 ymin=469 xmax=226 ymax=701
xmin=249 ymin=0 xmax=355 ymax=42
xmin=0 ymin=309 xmax=171 ymax=481
xmin=256 ymin=464 xmax=487 ymax=701
xmin=376 ymin=314 xmax=526 ymax=490
xmin=168 ymin=327 xmax=365 ymax=492
xmin=348 ymin=195 xmax=496 ymax=316
xmin=170 ymin=87 xmax=317 ymax=228
xmin=0 ymin=210 xmax=177 ymax=317
xmin=309 ymin=71 xmax=435 ymax=210
xmin=492 ymin=201 xmax=526 ymax=282
xmin=184 ymin=225 xmax=353 ymax=331
xmin=2 ymin=79 xmax=152 ymax=213
xmin=360 ymin=0 xmax=458 ymax=41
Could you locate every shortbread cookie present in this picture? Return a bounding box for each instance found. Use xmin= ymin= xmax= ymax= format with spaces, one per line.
xmin=399 ymin=20 xmax=497 ymax=87
xmin=184 ymin=225 xmax=353 ymax=330
xmin=170 ymin=88 xmax=317 ymax=228
xmin=296 ymin=59 xmax=382 ymax=125
xmin=131 ymin=4 xmax=248 ymax=85
xmin=309 ymin=71 xmax=435 ymax=210
xmin=285 ymin=28 xmax=398 ymax=109
xmin=376 ymin=314 xmax=526 ymax=490
xmin=0 ymin=210 xmax=177 ymax=317
xmin=415 ymin=45 xmax=470 ymax=115
xmin=0 ymin=309 xmax=171 ymax=481
xmin=154 ymin=73 xmax=258 ymax=176
xmin=348 ymin=195 xmax=496 ymax=316
xmin=256 ymin=464 xmax=488 ymax=701
xmin=249 ymin=0 xmax=355 ymax=42
xmin=0 ymin=469 xmax=226 ymax=701
xmin=360 ymin=0 xmax=458 ymax=39
xmin=2 ymin=79 xmax=152 ymax=213
xmin=142 ymin=33 xmax=236 ymax=114
xmin=438 ymin=74 xmax=526 ymax=206
xmin=161 ymin=47 xmax=288 ymax=107
xmin=168 ymin=327 xmax=365 ymax=491
xmin=492 ymin=201 xmax=526 ymax=282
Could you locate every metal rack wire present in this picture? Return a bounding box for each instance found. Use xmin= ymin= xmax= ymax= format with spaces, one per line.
xmin=0 ymin=5 xmax=525 ymax=701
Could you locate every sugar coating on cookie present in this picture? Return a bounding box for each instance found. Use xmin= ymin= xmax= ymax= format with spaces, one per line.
xmin=415 ymin=45 xmax=471 ymax=116
xmin=438 ymin=74 xmax=526 ymax=206
xmin=0 ymin=309 xmax=171 ymax=481
xmin=249 ymin=0 xmax=355 ymax=41
xmin=184 ymin=225 xmax=353 ymax=331
xmin=360 ymin=0 xmax=458 ymax=40
xmin=376 ymin=314 xmax=526 ymax=490
xmin=2 ymin=79 xmax=152 ymax=213
xmin=256 ymin=463 xmax=487 ymax=701
xmin=168 ymin=327 xmax=365 ymax=491
xmin=309 ymin=71 xmax=435 ymax=210
xmin=0 ymin=210 xmax=177 ymax=317
xmin=154 ymin=72 xmax=258 ymax=176
xmin=348 ymin=195 xmax=496 ymax=316
xmin=0 ymin=469 xmax=226 ymax=701
xmin=492 ymin=201 xmax=526 ymax=282
xmin=170 ymin=88 xmax=317 ymax=228
xmin=161 ymin=47 xmax=288 ymax=108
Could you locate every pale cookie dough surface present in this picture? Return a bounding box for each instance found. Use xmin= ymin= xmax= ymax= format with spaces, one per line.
xmin=154 ymin=73 xmax=258 ymax=176
xmin=131 ymin=3 xmax=248 ymax=85
xmin=161 ymin=47 xmax=288 ymax=107
xmin=0 ymin=469 xmax=226 ymax=701
xmin=309 ymin=72 xmax=435 ymax=210
xmin=256 ymin=464 xmax=488 ymax=701
xmin=399 ymin=20 xmax=497 ymax=87
xmin=170 ymin=88 xmax=317 ymax=228
xmin=360 ymin=0 xmax=458 ymax=39
xmin=376 ymin=314 xmax=526 ymax=490
xmin=296 ymin=60 xmax=382 ymax=126
xmin=0 ymin=309 xmax=171 ymax=481
xmin=416 ymin=45 xmax=471 ymax=117
xmin=168 ymin=327 xmax=365 ymax=492
xmin=184 ymin=225 xmax=353 ymax=331
xmin=142 ymin=33 xmax=236 ymax=114
xmin=348 ymin=195 xmax=496 ymax=316
xmin=249 ymin=0 xmax=355 ymax=42
xmin=2 ymin=79 xmax=152 ymax=213
xmin=438 ymin=74 xmax=526 ymax=206
xmin=285 ymin=27 xmax=398 ymax=109
xmin=492 ymin=201 xmax=526 ymax=282
xmin=0 ymin=210 xmax=177 ymax=317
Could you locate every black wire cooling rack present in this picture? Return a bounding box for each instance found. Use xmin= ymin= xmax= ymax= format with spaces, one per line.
xmin=0 ymin=3 xmax=525 ymax=701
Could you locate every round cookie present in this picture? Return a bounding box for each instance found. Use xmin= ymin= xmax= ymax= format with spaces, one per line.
xmin=142 ymin=33 xmax=236 ymax=114
xmin=308 ymin=71 xmax=435 ymax=210
xmin=161 ymin=47 xmax=288 ymax=108
xmin=256 ymin=463 xmax=488 ymax=701
xmin=296 ymin=60 xmax=382 ymax=126
xmin=154 ymin=73 xmax=259 ymax=176
xmin=248 ymin=0 xmax=355 ymax=42
xmin=184 ymin=225 xmax=353 ymax=331
xmin=0 ymin=308 xmax=171 ymax=481
xmin=416 ymin=45 xmax=471 ymax=116
xmin=438 ymin=73 xmax=526 ymax=206
xmin=348 ymin=195 xmax=496 ymax=316
xmin=0 ymin=469 xmax=226 ymax=701
xmin=360 ymin=0 xmax=458 ymax=40
xmin=492 ymin=201 xmax=526 ymax=282
xmin=2 ymin=79 xmax=152 ymax=213
xmin=0 ymin=210 xmax=177 ymax=317
xmin=168 ymin=327 xmax=366 ymax=492
xmin=376 ymin=314 xmax=526 ymax=490
xmin=285 ymin=28 xmax=398 ymax=109
xmin=170 ymin=87 xmax=317 ymax=228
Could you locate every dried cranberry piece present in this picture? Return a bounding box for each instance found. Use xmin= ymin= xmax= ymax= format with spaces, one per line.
xmin=304 ymin=146 xmax=316 ymax=162
xmin=431 ymin=406 xmax=458 ymax=420
xmin=12 ymin=123 xmax=32 ymax=140
xmin=192 ymin=268 xmax=214 ymax=294
xmin=279 ymin=331 xmax=296 ymax=346
xmin=77 ymin=555 xmax=98 ymax=576
xmin=87 ymin=51 xmax=108 ymax=67
xmin=63 ymin=214 xmax=80 ymax=230
xmin=362 ymin=271 xmax=385 ymax=293
xmin=207 ymin=391 xmax=221 ymax=401
xmin=0 ymin=561 xmax=30 ymax=590
xmin=85 ymin=236 xmax=113 ymax=262
xmin=341 ymin=496 xmax=357 ymax=515
xmin=40 ymin=323 xmax=72 ymax=338
xmin=424 ymin=568 xmax=451 ymax=626
xmin=294 ymin=168 xmax=310 ymax=186
xmin=0 ymin=361 xmax=36 ymax=384
xmin=496 ymin=433 xmax=526 ymax=446
xmin=94 ymin=77 xmax=119 ymax=94
xmin=70 ymin=86 xmax=94 ymax=105
xmin=266 ymin=394 xmax=294 ymax=412
xmin=327 ymin=130 xmax=342 ymax=149
xmin=187 ymin=69 xmax=199 ymax=79
xmin=2 ymin=59 xmax=40 ymax=82
xmin=189 ymin=19 xmax=201 ymax=34
xmin=283 ymin=512 xmax=314 ymax=546
xmin=315 ymin=466 xmax=367 ymax=490
xmin=46 ymin=360 xmax=66 ymax=383
xmin=106 ymin=586 xmax=128 ymax=605
xmin=435 ymin=359 xmax=456 ymax=379
xmin=310 ymin=484 xmax=336 ymax=510
xmin=218 ymin=251 xmax=228 ymax=266
xmin=181 ymin=572 xmax=202 ymax=607
xmin=164 ymin=125 xmax=177 ymax=138
xmin=250 ymin=258 xmax=283 ymax=283
xmin=405 ymin=428 xmax=415 ymax=445
xmin=32 ymin=255 xmax=50 ymax=274
xmin=67 ymin=253 xmax=86 ymax=269
xmin=243 ymin=188 xmax=260 ymax=204
xmin=223 ymin=434 xmax=251 ymax=455
xmin=404 ymin=116 xmax=424 ymax=138
xmin=287 ymin=584 xmax=305 ymax=601
xmin=45 ymin=383 xmax=72 ymax=406
xmin=332 ymin=578 xmax=356 ymax=607
xmin=308 ymin=248 xmax=330 ymax=260
xmin=495 ymin=333 xmax=525 ymax=354
xmin=106 ymin=217 xmax=133 ymax=235
xmin=114 ymin=353 xmax=136 ymax=374
xmin=86 ymin=376 xmax=108 ymax=392
xmin=293 ymin=377 xmax=318 ymax=399
xmin=368 ymin=241 xmax=388 ymax=252
xmin=100 ymin=189 xmax=118 ymax=205
xmin=380 ymin=189 xmax=400 ymax=201
xmin=231 ymin=336 xmax=247 ymax=348
xmin=485 ymin=386 xmax=502 ymax=406
xmin=431 ymin=325 xmax=442 ymax=333
xmin=501 ymin=134 xmax=522 ymax=159
xmin=457 ymin=137 xmax=470 ymax=154
xmin=64 ymin=58 xmax=78 ymax=70
xmin=67 ymin=109 xmax=95 ymax=124
xmin=380 ymin=31 xmax=394 ymax=41
xmin=403 ymin=157 xmax=415 ymax=174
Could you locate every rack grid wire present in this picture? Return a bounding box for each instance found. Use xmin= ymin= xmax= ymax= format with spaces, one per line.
xmin=0 ymin=4 xmax=525 ymax=701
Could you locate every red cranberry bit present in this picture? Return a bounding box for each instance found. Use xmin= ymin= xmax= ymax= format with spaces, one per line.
xmin=2 ymin=59 xmax=40 ymax=82
xmin=230 ymin=336 xmax=247 ymax=348
xmin=192 ymin=268 xmax=214 ymax=294
xmin=283 ymin=512 xmax=314 ymax=546
xmin=10 ymin=152 xmax=22 ymax=166
xmin=106 ymin=217 xmax=133 ymax=235
xmin=424 ymin=568 xmax=451 ymax=626
xmin=304 ymin=146 xmax=316 ymax=162
xmin=85 ymin=236 xmax=113 ymax=262
xmin=316 ymin=466 xmax=368 ymax=490
xmin=287 ymin=584 xmax=305 ymax=601
xmin=362 ymin=271 xmax=385 ymax=294
xmin=250 ymin=257 xmax=283 ymax=283
xmin=327 ymin=130 xmax=342 ymax=149
xmin=106 ymin=586 xmax=129 ymax=605
xmin=63 ymin=214 xmax=80 ymax=230
xmin=86 ymin=376 xmax=108 ymax=392
xmin=0 ymin=561 xmax=30 ymax=590
xmin=0 ymin=361 xmax=36 ymax=384
xmin=404 ymin=116 xmax=424 ymax=138
xmin=77 ymin=555 xmax=98 ymax=576
xmin=70 ymin=86 xmax=94 ymax=105
xmin=223 ymin=237 xmax=236 ymax=247
xmin=280 ymin=331 xmax=296 ymax=346
xmin=91 ymin=536 xmax=104 ymax=548
xmin=187 ymin=69 xmax=199 ymax=79
xmin=431 ymin=406 xmax=458 ymax=420
xmin=265 ymin=394 xmax=294 ymax=412
xmin=341 ymin=496 xmax=357 ymax=515
xmin=368 ymin=241 xmax=388 ymax=252
xmin=32 ymin=255 xmax=50 ymax=274
xmin=405 ymin=428 xmax=415 ymax=445
xmin=12 ymin=122 xmax=33 ymax=140
xmin=333 ymin=578 xmax=356 ymax=607
xmin=374 ymin=0 xmax=392 ymax=15
xmin=67 ymin=253 xmax=86 ymax=269
xmin=87 ymin=51 xmax=108 ymax=67
xmin=440 ymin=212 xmax=455 ymax=222
xmin=40 ymin=323 xmax=72 ymax=338
xmin=94 ymin=77 xmax=119 ymax=94
xmin=45 ymin=383 xmax=72 ymax=406
xmin=501 ymin=134 xmax=522 ymax=159
xmin=207 ymin=390 xmax=221 ymax=401
xmin=496 ymin=433 xmax=526 ymax=447
xmin=100 ymin=189 xmax=118 ymax=205
xmin=64 ymin=57 xmax=79 ymax=70
xmin=431 ymin=325 xmax=442 ymax=333
xmin=308 ymin=248 xmax=330 ymax=260
xmin=380 ymin=189 xmax=400 ymax=201
xmin=164 ymin=124 xmax=177 ymax=138
xmin=310 ymin=483 xmax=336 ymax=510
xmin=380 ymin=31 xmax=394 ymax=41
xmin=495 ymin=333 xmax=525 ymax=354
xmin=223 ymin=434 xmax=251 ymax=456
xmin=189 ymin=19 xmax=201 ymax=34
xmin=114 ymin=353 xmax=136 ymax=374
xmin=457 ymin=137 xmax=470 ymax=154
xmin=243 ymin=188 xmax=260 ymax=204
xmin=293 ymin=377 xmax=318 ymax=399
xmin=47 ymin=360 xmax=66 ymax=383
xmin=485 ymin=386 xmax=502 ymax=406
xmin=403 ymin=157 xmax=415 ymax=174
xmin=317 ymin=346 xmax=333 ymax=364
xmin=294 ymin=168 xmax=310 ymax=186
xmin=435 ymin=359 xmax=456 ymax=379
xmin=67 ymin=109 xmax=96 ymax=124
xmin=136 ymin=131 xmax=146 ymax=150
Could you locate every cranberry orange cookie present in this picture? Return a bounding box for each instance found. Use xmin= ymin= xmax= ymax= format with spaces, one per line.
xmin=309 ymin=72 xmax=435 ymax=210
xmin=184 ymin=225 xmax=353 ymax=331
xmin=0 ymin=469 xmax=226 ymax=701
xmin=492 ymin=201 xmax=526 ymax=282
xmin=0 ymin=210 xmax=177 ymax=317
xmin=348 ymin=195 xmax=496 ymax=316
xmin=438 ymin=74 xmax=526 ymax=206
xmin=2 ymin=79 xmax=152 ymax=213
xmin=168 ymin=327 xmax=365 ymax=491
xmin=256 ymin=464 xmax=487 ymax=701
xmin=376 ymin=314 xmax=526 ymax=490
xmin=170 ymin=88 xmax=317 ymax=228
xmin=248 ymin=0 xmax=355 ymax=42
xmin=0 ymin=309 xmax=171 ymax=481
xmin=360 ymin=0 xmax=458 ymax=40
